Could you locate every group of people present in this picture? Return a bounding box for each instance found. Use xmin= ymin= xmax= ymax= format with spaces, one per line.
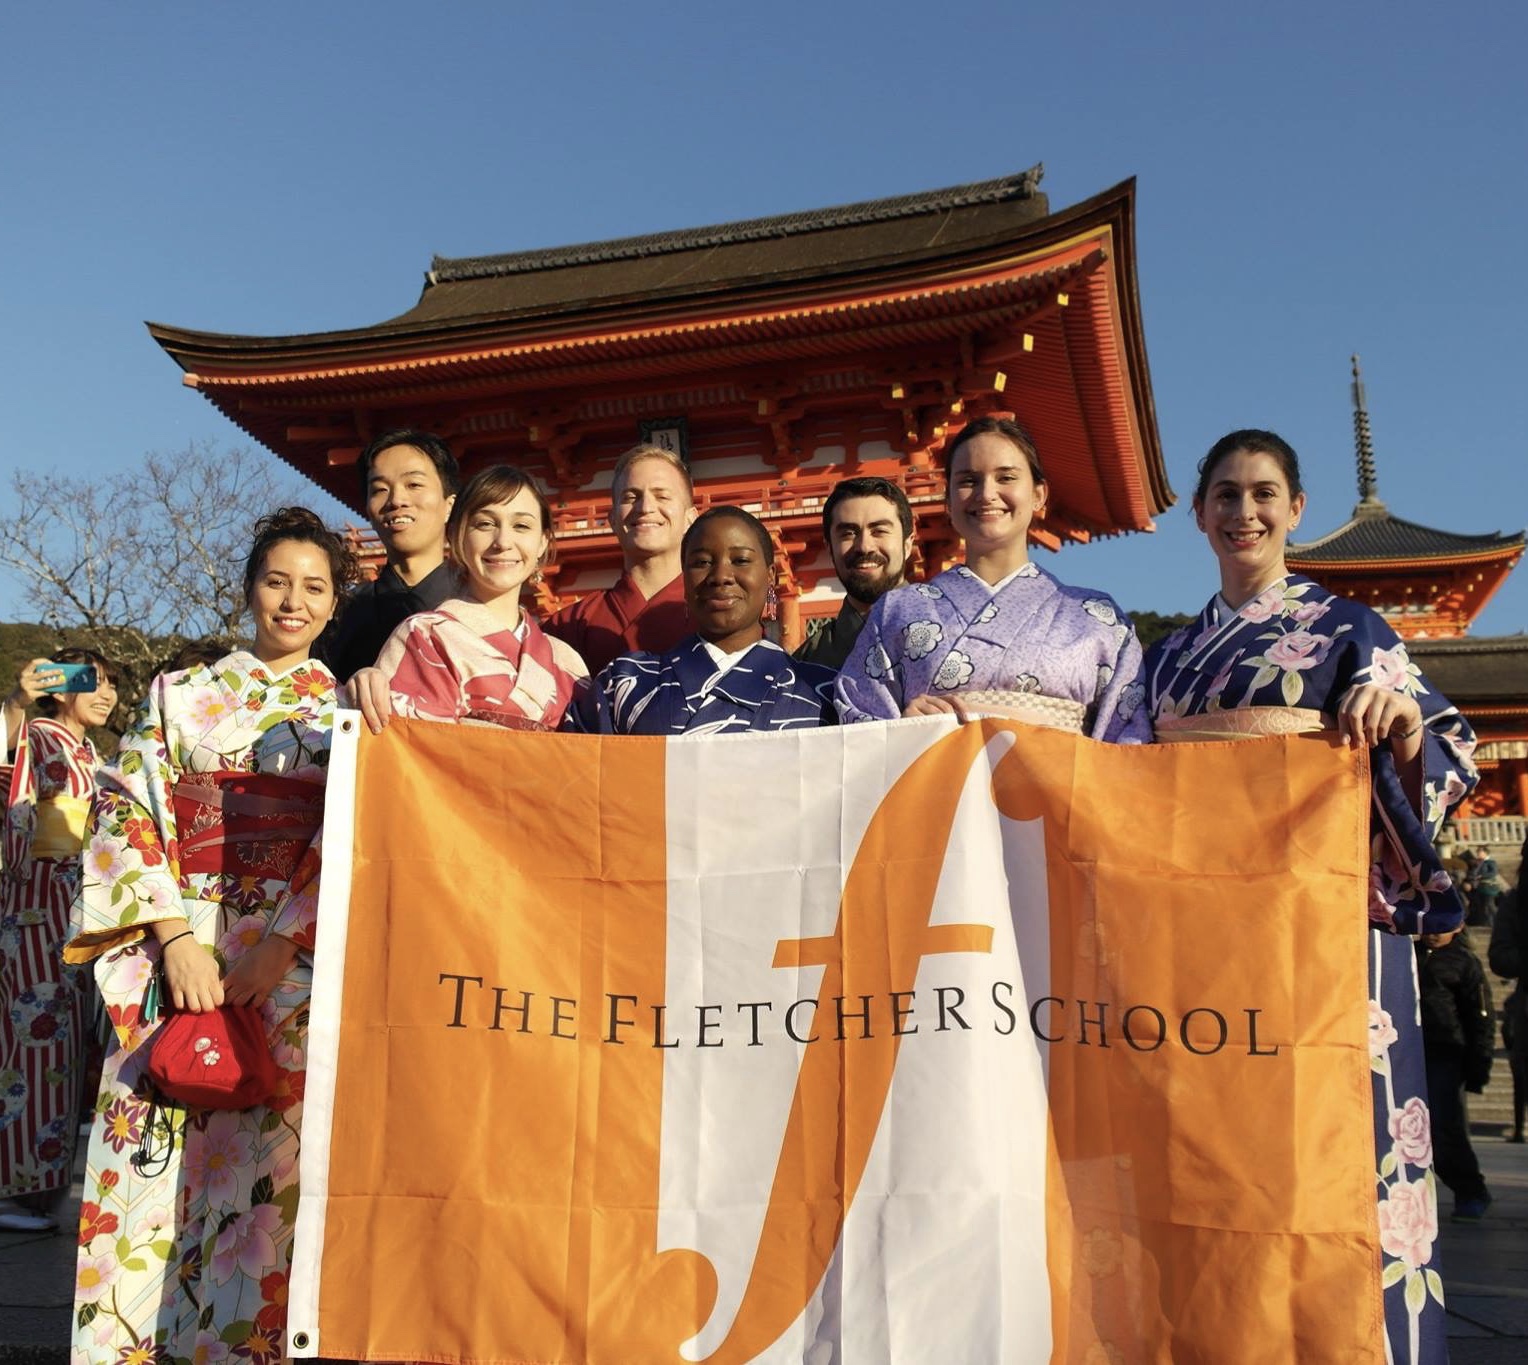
xmin=0 ymin=418 xmax=1486 ymax=1363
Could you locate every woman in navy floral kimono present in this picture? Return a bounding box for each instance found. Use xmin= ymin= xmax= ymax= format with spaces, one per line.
xmin=1145 ymin=429 xmax=1477 ymax=1365
xmin=836 ymin=417 xmax=1150 ymax=742
xmin=573 ymin=507 xmax=837 ymax=736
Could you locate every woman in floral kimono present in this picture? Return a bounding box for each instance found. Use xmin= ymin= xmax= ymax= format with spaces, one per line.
xmin=836 ymin=417 xmax=1149 ymax=742
xmin=0 ymin=649 xmax=116 ymax=1232
xmin=351 ymin=465 xmax=587 ymax=733
xmin=572 ymin=506 xmax=837 ymax=735
xmin=65 ymin=507 xmax=356 ymax=1365
xmin=1144 ymin=429 xmax=1477 ymax=1365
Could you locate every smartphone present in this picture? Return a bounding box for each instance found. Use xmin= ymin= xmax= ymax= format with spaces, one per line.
xmin=42 ymin=663 xmax=98 ymax=694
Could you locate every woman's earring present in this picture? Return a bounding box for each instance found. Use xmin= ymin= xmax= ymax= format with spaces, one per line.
xmin=763 ymin=584 xmax=780 ymax=622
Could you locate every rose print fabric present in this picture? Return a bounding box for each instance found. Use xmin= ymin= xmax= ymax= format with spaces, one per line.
xmin=374 ymin=596 xmax=587 ymax=730
xmin=64 ymin=652 xmax=332 ymax=1365
xmin=1145 ymin=576 xmax=1478 ymax=1365
xmin=834 ymin=563 xmax=1151 ymax=742
xmin=0 ymin=717 xmax=99 ymax=1200
xmin=570 ymin=637 xmax=838 ymax=735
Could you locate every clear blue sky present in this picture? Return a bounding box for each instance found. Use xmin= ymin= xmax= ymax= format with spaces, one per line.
xmin=3 ymin=0 xmax=1524 ymax=631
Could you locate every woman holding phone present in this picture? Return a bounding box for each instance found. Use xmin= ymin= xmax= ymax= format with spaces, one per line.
xmin=0 ymin=648 xmax=117 ymax=1232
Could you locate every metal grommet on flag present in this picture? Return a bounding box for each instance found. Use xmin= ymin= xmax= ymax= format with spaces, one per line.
xmin=291 ymin=1330 xmax=310 ymax=1350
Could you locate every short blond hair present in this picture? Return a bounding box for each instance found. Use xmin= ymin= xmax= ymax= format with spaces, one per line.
xmin=611 ymin=443 xmax=693 ymax=502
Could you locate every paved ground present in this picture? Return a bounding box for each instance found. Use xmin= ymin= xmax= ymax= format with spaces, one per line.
xmin=2 ymin=1133 xmax=1524 ymax=1362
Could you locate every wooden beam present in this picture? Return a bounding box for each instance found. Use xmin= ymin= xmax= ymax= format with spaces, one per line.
xmin=327 ymin=446 xmax=362 ymax=467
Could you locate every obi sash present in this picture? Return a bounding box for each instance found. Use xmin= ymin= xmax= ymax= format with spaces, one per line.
xmin=32 ymin=795 xmax=91 ymax=858
xmin=171 ymin=772 xmax=323 ymax=883
xmin=954 ymin=689 xmax=1087 ymax=733
xmin=1154 ymin=707 xmax=1329 ymax=743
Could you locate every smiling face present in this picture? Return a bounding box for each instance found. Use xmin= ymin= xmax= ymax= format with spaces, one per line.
xmin=366 ymin=443 xmax=455 ymax=562
xmin=610 ymin=456 xmax=696 ymax=562
xmin=946 ymin=432 xmax=1047 ymax=556
xmin=829 ymin=494 xmax=913 ymax=607
xmin=683 ymin=514 xmax=771 ymax=653
xmin=55 ymin=671 xmax=118 ymax=735
xmin=248 ymin=538 xmax=337 ymax=672
xmin=1194 ymin=447 xmax=1306 ymax=596
xmin=459 ymin=485 xmax=550 ymax=606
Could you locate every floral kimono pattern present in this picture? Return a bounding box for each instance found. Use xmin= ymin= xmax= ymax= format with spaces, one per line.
xmin=835 ymin=563 xmax=1150 ymax=742
xmin=1144 ymin=575 xmax=1478 ymax=1365
xmin=65 ymin=652 xmax=333 ymax=1365
xmin=374 ymin=597 xmax=587 ymax=730
xmin=571 ymin=637 xmax=838 ymax=735
xmin=1 ymin=717 xmax=100 ymax=1200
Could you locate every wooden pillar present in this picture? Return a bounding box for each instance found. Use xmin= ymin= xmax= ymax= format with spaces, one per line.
xmin=1516 ymin=763 xmax=1528 ymax=818
xmin=779 ymin=591 xmax=803 ymax=652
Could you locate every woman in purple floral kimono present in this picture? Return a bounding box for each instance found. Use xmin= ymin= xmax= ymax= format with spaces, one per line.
xmin=836 ymin=417 xmax=1150 ymax=742
xmin=1145 ymin=429 xmax=1477 ymax=1365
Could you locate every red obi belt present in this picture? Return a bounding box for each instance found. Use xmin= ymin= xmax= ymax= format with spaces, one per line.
xmin=171 ymin=772 xmax=323 ymax=883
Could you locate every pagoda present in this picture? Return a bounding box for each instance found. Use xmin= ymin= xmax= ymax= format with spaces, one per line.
xmin=147 ymin=168 xmax=1171 ymax=646
xmin=1288 ymin=357 xmax=1527 ymax=819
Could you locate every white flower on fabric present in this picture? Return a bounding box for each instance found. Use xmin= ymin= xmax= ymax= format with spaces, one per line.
xmin=864 ymin=644 xmax=892 ymax=680
xmin=1097 ymin=664 xmax=1114 ymax=691
xmin=933 ymin=650 xmax=976 ymax=691
xmin=913 ymin=583 xmax=945 ymax=599
xmin=82 ymin=834 xmax=127 ymax=883
xmin=1013 ymin=673 xmax=1041 ymax=694
xmin=183 ymin=687 xmax=236 ymax=734
xmin=973 ymin=602 xmax=998 ymax=625
xmin=1368 ymin=1002 xmax=1399 ymax=1058
xmin=1366 ymin=643 xmax=1416 ymax=693
xmin=903 ymin=620 xmax=944 ymax=661
xmin=1117 ymin=683 xmax=1145 ymax=720
xmin=1082 ymin=598 xmax=1118 ymax=626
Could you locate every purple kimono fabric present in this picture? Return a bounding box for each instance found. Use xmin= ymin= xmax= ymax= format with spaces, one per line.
xmin=569 ymin=637 xmax=837 ymax=736
xmin=834 ymin=563 xmax=1150 ymax=743
xmin=1144 ymin=574 xmax=1478 ymax=934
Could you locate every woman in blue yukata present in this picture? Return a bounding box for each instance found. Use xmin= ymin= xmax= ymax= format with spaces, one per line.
xmin=1145 ymin=428 xmax=1478 ymax=1365
xmin=835 ymin=416 xmax=1150 ymax=741
xmin=572 ymin=506 xmax=837 ymax=735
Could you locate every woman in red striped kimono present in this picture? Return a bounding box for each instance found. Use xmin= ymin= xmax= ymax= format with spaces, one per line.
xmin=361 ymin=465 xmax=589 ymax=732
xmin=0 ymin=648 xmax=117 ymax=1232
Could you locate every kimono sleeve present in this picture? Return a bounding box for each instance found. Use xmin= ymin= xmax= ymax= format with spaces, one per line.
xmin=1090 ymin=610 xmax=1151 ymax=744
xmin=1341 ymin=619 xmax=1478 ymax=932
xmin=834 ymin=599 xmax=904 ymax=722
xmin=562 ymin=656 xmax=655 ymax=735
xmin=2 ymin=721 xmax=47 ymax=879
xmin=64 ymin=675 xmax=188 ymax=964
xmin=374 ymin=615 xmax=465 ymax=723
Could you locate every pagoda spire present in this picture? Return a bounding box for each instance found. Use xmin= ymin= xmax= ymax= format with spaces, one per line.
xmin=1350 ymin=353 xmax=1384 ymax=513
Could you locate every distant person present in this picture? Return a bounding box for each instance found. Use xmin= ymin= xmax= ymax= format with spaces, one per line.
xmin=1488 ymin=841 xmax=1528 ymax=1143
xmin=572 ymin=507 xmax=836 ymax=735
xmin=543 ymin=443 xmax=695 ymax=674
xmin=795 ymin=476 xmax=914 ymax=671
xmin=326 ymin=428 xmax=460 ymax=681
xmin=1416 ymin=928 xmax=1494 ymax=1220
xmin=1468 ymin=846 xmax=1503 ymax=926
xmin=0 ymin=648 xmax=116 ymax=1233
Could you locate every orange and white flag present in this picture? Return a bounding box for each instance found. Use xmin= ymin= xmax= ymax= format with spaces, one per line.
xmin=289 ymin=715 xmax=1383 ymax=1363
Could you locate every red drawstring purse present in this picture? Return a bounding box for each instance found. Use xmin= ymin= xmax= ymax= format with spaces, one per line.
xmin=145 ymin=1004 xmax=279 ymax=1110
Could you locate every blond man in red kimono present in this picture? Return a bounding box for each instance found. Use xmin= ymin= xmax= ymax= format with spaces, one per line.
xmin=542 ymin=444 xmax=696 ymax=673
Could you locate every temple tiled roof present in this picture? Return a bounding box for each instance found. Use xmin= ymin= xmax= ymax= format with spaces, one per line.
xmin=1408 ymin=636 xmax=1528 ymax=702
xmin=1288 ymin=501 xmax=1524 ymax=565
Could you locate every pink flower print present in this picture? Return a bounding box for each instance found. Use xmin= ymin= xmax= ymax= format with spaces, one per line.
xmin=83 ymin=833 xmax=128 ymax=883
xmin=75 ymin=1251 xmax=120 ymax=1303
xmin=1238 ymin=586 xmax=1284 ymax=623
xmin=217 ymin=915 xmax=268 ymax=963
xmin=183 ymin=1110 xmax=253 ymax=1208
xmin=1377 ymin=1177 xmax=1437 ymax=1271
xmin=1368 ymin=1002 xmax=1399 ymax=1058
xmin=1288 ymin=599 xmax=1331 ymax=626
xmin=1264 ymin=630 xmax=1332 ymax=672
xmin=1205 ymin=660 xmax=1235 ymax=699
xmin=210 ymin=1202 xmax=283 ymax=1285
xmin=1366 ymin=643 xmax=1413 ymax=692
xmin=184 ymin=687 xmax=236 ymax=734
xmin=1388 ymin=1097 xmax=1433 ymax=1167
xmin=132 ymin=1203 xmax=172 ymax=1239
xmin=192 ymin=1331 xmax=231 ymax=1364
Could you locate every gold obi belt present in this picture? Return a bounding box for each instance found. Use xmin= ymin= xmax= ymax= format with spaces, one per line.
xmin=171 ymin=772 xmax=323 ymax=884
xmin=1154 ymin=707 xmax=1330 ymax=744
xmin=32 ymin=796 xmax=91 ymax=858
xmin=954 ymin=690 xmax=1087 ymax=734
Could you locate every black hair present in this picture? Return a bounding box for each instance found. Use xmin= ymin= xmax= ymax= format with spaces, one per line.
xmin=682 ymin=505 xmax=774 ymax=563
xmin=942 ymin=416 xmax=1047 ymax=486
xmin=821 ymin=476 xmax=914 ymax=540
xmin=357 ymin=428 xmax=461 ymax=501
xmin=1193 ymin=429 xmax=1304 ymax=505
xmin=242 ymin=507 xmax=360 ymax=608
